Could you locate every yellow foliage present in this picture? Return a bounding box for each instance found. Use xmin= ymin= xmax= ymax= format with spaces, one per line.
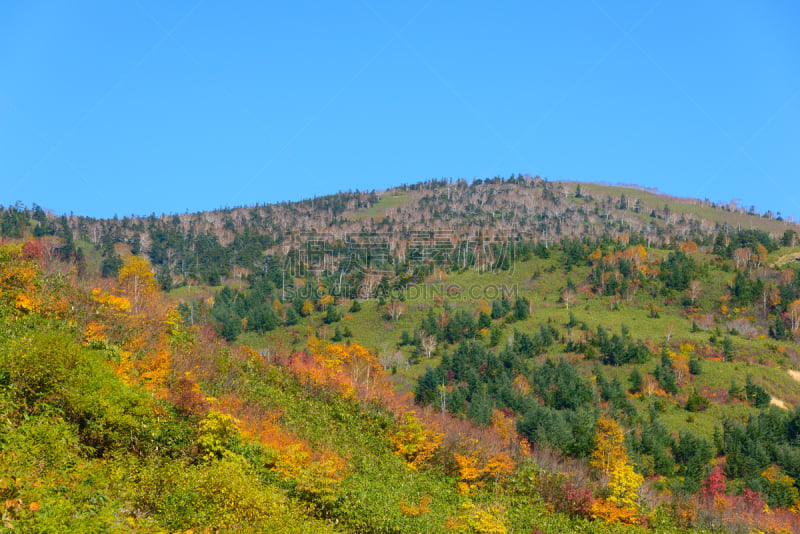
xmin=92 ymin=287 xmax=132 ymax=313
xmin=301 ymin=300 xmax=314 ymax=316
xmin=590 ymin=417 xmax=627 ymax=476
xmin=197 ymin=411 xmax=242 ymax=462
xmin=452 ymin=500 xmax=508 ymax=534
xmin=113 ymin=350 xmax=133 ymax=384
xmin=761 ymin=466 xmax=800 ymax=504
xmin=512 ymin=375 xmax=530 ymax=396
xmin=317 ymin=294 xmax=334 ymax=309
xmin=607 ymin=462 xmax=643 ymax=508
xmin=83 ymin=321 xmax=106 ymax=346
xmin=590 ymin=417 xmax=643 ymax=515
xmin=117 ymin=255 xmax=158 ymax=312
xmin=163 ymin=306 xmax=182 ymax=333
xmin=292 ymin=451 xmax=347 ymax=507
xmin=389 ymin=411 xmax=443 ymax=470
xmin=14 ymin=293 xmax=38 ymax=313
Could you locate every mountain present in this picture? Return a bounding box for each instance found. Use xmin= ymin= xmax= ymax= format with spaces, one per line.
xmin=2 ymin=177 xmax=800 ymax=533
xmin=2 ymin=177 xmax=796 ymax=286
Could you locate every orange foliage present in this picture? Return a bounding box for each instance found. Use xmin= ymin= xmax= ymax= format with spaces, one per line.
xmin=287 ymin=338 xmax=384 ymax=400
xmin=232 ymin=409 xmax=348 ymax=507
xmin=453 ymin=437 xmax=516 ymax=494
xmin=490 ymin=409 xmax=514 ymax=442
xmin=399 ymin=495 xmax=432 ymax=517
xmin=0 ymin=244 xmax=66 ymax=320
xmin=590 ymin=498 xmax=641 ymax=525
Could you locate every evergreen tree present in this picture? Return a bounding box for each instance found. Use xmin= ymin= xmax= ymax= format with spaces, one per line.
xmin=628 ymin=366 xmax=642 ymax=394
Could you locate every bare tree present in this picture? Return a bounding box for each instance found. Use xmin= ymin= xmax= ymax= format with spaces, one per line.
xmin=562 ymin=288 xmax=576 ymax=310
xmin=733 ymin=247 xmax=752 ymax=270
xmin=665 ymin=323 xmax=675 ymax=342
xmin=644 ymin=375 xmax=658 ymax=397
xmin=385 ymin=300 xmax=406 ymax=322
xmin=687 ymin=280 xmax=702 ymax=305
xmin=421 ymin=334 xmax=437 ymax=358
xmin=789 ymin=300 xmax=800 ymax=332
xmin=378 ymin=349 xmax=405 ymax=371
xmin=437 ymin=384 xmax=448 ymax=418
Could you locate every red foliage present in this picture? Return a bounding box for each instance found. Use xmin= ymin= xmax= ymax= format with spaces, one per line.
xmin=739 ymin=488 xmax=765 ymax=513
xmin=701 ymin=466 xmax=726 ymax=501
xmin=169 ymin=375 xmax=210 ymax=417
xmin=537 ymin=473 xmax=594 ymax=518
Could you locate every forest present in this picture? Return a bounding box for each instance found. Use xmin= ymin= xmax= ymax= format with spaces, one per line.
xmin=2 ymin=178 xmax=800 ymax=532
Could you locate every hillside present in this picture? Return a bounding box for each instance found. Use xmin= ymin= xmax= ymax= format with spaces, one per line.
xmin=2 ymin=178 xmax=800 ymax=532
xmin=2 ymin=178 xmax=796 ymax=287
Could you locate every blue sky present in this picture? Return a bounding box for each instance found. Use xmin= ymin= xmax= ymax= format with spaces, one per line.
xmin=1 ymin=1 xmax=799 ymax=220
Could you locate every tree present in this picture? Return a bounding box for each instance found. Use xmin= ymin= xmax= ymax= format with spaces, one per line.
xmin=323 ymin=304 xmax=340 ymax=324
xmin=672 ymin=353 xmax=689 ymax=386
xmin=628 ymin=367 xmax=642 ymax=394
xmin=489 ymin=323 xmax=502 ymax=347
xmin=721 ymin=336 xmax=735 ymax=361
xmin=788 ymin=299 xmax=800 ymax=332
xmin=386 ymin=300 xmax=406 ymax=322
xmin=514 ymin=296 xmax=529 ymax=320
xmin=590 ymin=417 xmax=642 ymax=509
xmin=654 ymin=350 xmax=678 ymax=394
xmin=781 ymin=229 xmax=797 ymax=247
xmin=762 ymin=284 xmax=779 ymax=318
xmin=117 ymin=255 xmax=158 ymax=313
xmin=687 ymin=280 xmax=702 ymax=305
xmin=420 ymin=334 xmax=437 ymax=358
xmin=732 ymin=247 xmax=752 ymax=270
xmin=562 ymin=288 xmax=576 ymax=310
xmin=643 ymin=375 xmax=658 ymax=397
xmin=754 ymin=243 xmax=768 ymax=271
xmin=590 ymin=417 xmax=628 ymax=476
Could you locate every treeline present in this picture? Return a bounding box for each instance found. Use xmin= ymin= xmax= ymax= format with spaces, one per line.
xmin=5 ymin=179 xmax=794 ymax=290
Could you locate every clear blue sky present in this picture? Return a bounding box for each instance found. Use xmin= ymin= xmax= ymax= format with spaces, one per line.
xmin=2 ymin=1 xmax=799 ymax=220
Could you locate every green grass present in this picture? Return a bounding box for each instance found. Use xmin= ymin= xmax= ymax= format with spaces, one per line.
xmin=351 ymin=193 xmax=411 ymax=221
xmin=578 ymin=182 xmax=793 ymax=234
xmin=233 ymin=244 xmax=800 ymax=465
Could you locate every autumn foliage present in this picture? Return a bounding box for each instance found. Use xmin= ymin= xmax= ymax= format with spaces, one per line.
xmin=589 ymin=417 xmax=643 ymax=524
